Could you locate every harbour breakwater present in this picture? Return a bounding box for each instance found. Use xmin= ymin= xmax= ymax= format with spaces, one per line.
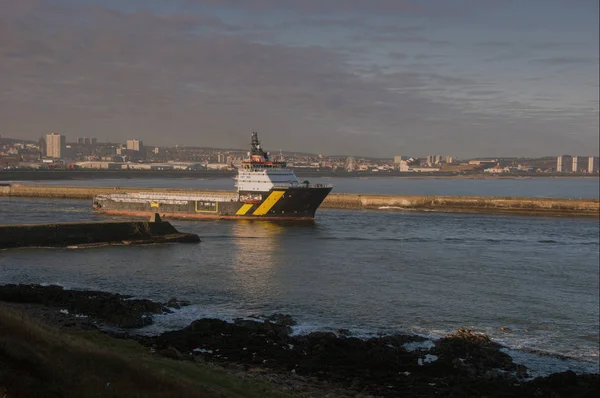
xmin=0 ymin=219 xmax=200 ymax=249
xmin=1 ymin=183 xmax=598 ymax=217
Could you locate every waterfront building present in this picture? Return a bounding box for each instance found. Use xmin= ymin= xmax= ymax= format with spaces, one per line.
xmin=46 ymin=133 xmax=66 ymax=159
xmin=393 ymin=155 xmax=403 ymax=164
xmin=572 ymin=156 xmax=578 ymax=172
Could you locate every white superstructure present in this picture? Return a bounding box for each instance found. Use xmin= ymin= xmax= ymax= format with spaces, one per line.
xmin=235 ymin=165 xmax=300 ymax=192
xmin=234 ymin=132 xmax=300 ymax=193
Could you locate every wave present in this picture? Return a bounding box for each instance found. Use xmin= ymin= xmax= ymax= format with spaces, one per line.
xmin=318 ymin=236 xmax=429 ymax=243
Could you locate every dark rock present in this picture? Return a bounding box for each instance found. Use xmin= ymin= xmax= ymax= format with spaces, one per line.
xmin=433 ymin=328 xmax=517 ymax=374
xmin=266 ymin=313 xmax=297 ymax=327
xmin=166 ymin=298 xmax=181 ymax=309
xmin=0 ymin=284 xmax=164 ymax=328
xmin=517 ymin=371 xmax=600 ymax=398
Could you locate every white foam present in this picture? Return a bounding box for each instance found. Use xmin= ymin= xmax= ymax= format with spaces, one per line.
xmin=424 ymin=354 xmax=438 ymax=363
xmin=403 ymin=340 xmax=435 ymax=352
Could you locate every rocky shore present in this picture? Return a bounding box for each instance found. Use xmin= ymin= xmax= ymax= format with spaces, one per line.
xmin=1 ymin=284 xmax=598 ymax=398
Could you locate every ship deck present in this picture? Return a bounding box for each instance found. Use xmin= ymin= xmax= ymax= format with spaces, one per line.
xmin=96 ymin=192 xmax=239 ymax=204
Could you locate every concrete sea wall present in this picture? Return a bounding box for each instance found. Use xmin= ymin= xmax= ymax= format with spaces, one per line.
xmin=322 ymin=193 xmax=600 ymax=217
xmin=0 ymin=184 xmax=598 ymax=217
xmin=0 ymin=220 xmax=200 ymax=249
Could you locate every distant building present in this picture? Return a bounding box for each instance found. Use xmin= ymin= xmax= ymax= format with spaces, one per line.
xmin=556 ymin=155 xmax=573 ymax=172
xmin=468 ymin=159 xmax=497 ymax=167
xmin=126 ymin=139 xmax=144 ymax=152
xmin=84 ymin=138 xmax=91 ymax=146
xmin=126 ymin=139 xmax=145 ymax=159
xmin=38 ymin=136 xmax=46 ymax=158
xmin=46 ymin=133 xmax=66 ymax=158
xmin=484 ymin=164 xmax=506 ymax=174
xmin=588 ymin=156 xmax=599 ymax=173
xmin=217 ymin=153 xmax=226 ymax=163
xmin=556 ymin=155 xmax=564 ymax=172
xmin=345 ymin=157 xmax=355 ymax=172
xmin=76 ymin=137 xmax=85 ymax=145
xmin=572 ymin=156 xmax=578 ymax=172
xmin=91 ymin=138 xmax=97 ymax=145
xmin=445 ymin=156 xmax=454 ymax=164
xmin=393 ymin=155 xmax=403 ymax=164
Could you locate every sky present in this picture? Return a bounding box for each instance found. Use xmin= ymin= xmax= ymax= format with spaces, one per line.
xmin=0 ymin=0 xmax=598 ymax=158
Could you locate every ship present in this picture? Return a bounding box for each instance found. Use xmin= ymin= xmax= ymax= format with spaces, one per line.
xmin=92 ymin=132 xmax=333 ymax=220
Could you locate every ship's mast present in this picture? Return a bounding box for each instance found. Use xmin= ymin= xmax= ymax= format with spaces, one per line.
xmin=250 ymin=132 xmax=269 ymax=161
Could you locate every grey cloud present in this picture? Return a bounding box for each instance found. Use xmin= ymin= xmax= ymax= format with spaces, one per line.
xmin=184 ymin=0 xmax=447 ymax=16
xmin=529 ymin=42 xmax=566 ymax=50
xmin=475 ymin=41 xmax=512 ymax=47
xmin=388 ymin=52 xmax=409 ymax=60
xmin=358 ymin=34 xmax=451 ymax=46
xmin=0 ymin=1 xmax=597 ymax=158
xmin=529 ymin=57 xmax=595 ymax=65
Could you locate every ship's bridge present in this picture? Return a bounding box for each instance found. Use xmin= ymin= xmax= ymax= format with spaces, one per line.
xmin=235 ymin=161 xmax=299 ymax=192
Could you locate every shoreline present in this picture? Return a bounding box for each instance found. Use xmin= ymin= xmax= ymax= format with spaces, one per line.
xmin=1 ymin=284 xmax=598 ymax=398
xmin=1 ymin=170 xmax=599 ymax=181
xmin=1 ymin=183 xmax=598 ymax=217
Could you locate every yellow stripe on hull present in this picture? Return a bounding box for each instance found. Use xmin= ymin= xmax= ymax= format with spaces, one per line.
xmin=236 ymin=203 xmax=254 ymax=215
xmin=252 ymin=191 xmax=285 ymax=215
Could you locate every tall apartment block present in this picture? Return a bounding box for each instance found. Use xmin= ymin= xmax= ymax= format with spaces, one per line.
xmin=46 ymin=133 xmax=66 ymax=159
xmin=572 ymin=156 xmax=578 ymax=172
xmin=588 ymin=156 xmax=599 ymax=173
xmin=556 ymin=155 xmax=563 ymax=172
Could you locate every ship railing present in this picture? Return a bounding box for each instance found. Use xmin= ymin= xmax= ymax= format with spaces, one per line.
xmin=96 ymin=192 xmax=239 ymax=203
xmin=271 ymin=183 xmax=333 ymax=189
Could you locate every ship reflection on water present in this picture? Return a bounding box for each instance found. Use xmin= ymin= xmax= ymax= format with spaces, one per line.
xmin=229 ymin=220 xmax=316 ymax=303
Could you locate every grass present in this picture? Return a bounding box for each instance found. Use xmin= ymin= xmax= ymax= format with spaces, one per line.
xmin=0 ymin=305 xmax=296 ymax=398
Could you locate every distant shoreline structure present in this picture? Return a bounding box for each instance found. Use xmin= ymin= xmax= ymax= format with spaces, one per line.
xmin=0 ymin=169 xmax=598 ymax=182
xmin=1 ymin=184 xmax=598 ymax=218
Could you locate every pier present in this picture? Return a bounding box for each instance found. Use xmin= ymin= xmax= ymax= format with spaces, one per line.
xmin=0 ymin=217 xmax=200 ymax=249
xmin=0 ymin=183 xmax=598 ymax=217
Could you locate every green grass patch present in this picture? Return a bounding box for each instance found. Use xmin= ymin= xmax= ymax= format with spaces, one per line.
xmin=0 ymin=305 xmax=296 ymax=398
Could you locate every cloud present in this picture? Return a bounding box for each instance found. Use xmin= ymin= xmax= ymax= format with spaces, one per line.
xmin=529 ymin=57 xmax=595 ymax=65
xmin=388 ymin=52 xmax=409 ymax=60
xmin=184 ymin=0 xmax=446 ymax=16
xmin=0 ymin=0 xmax=597 ymax=158
xmin=475 ymin=41 xmax=513 ymax=47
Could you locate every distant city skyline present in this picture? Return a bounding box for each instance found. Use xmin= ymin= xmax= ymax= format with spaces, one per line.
xmin=0 ymin=0 xmax=598 ymax=158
